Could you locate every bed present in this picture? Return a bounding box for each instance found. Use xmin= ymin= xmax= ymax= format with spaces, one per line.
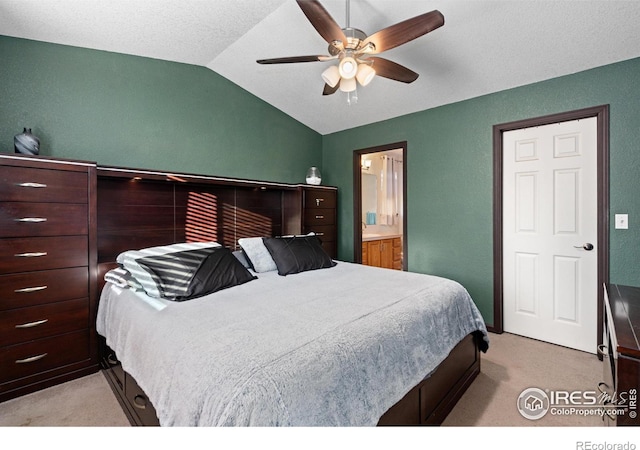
xmin=95 ymin=237 xmax=488 ymax=427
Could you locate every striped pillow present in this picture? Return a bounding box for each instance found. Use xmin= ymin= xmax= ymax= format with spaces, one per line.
xmin=118 ymin=242 xmax=221 ymax=298
xmin=135 ymin=247 xmax=256 ymax=300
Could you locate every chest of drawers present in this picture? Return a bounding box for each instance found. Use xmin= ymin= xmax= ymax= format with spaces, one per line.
xmin=302 ymin=187 xmax=337 ymax=258
xmin=601 ymin=284 xmax=640 ymax=426
xmin=282 ymin=186 xmax=338 ymax=259
xmin=0 ymin=154 xmax=98 ymax=402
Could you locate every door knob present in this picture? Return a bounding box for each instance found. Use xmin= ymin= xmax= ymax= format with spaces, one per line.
xmin=574 ymin=243 xmax=594 ymax=251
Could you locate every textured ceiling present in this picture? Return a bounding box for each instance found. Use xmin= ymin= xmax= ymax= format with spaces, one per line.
xmin=2 ymin=0 xmax=640 ymax=135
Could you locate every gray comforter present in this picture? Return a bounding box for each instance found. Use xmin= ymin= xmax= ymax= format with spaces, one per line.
xmin=96 ymin=261 xmax=488 ymax=426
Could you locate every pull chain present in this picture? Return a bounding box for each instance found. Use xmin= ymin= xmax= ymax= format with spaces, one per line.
xmin=345 ymin=0 xmax=350 ymax=28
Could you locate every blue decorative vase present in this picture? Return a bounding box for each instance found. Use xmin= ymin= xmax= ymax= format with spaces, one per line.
xmin=14 ymin=128 xmax=40 ymax=155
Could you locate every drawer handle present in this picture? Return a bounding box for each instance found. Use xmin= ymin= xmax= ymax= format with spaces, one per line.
xmin=14 ymin=285 xmax=48 ymax=293
xmin=15 ymin=353 xmax=48 ymax=364
xmin=15 ymin=319 xmax=48 ymax=329
xmin=17 ymin=182 xmax=48 ymax=188
xmin=597 ymin=344 xmax=608 ymax=356
xmin=133 ymin=394 xmax=148 ymax=410
xmin=315 ymin=215 xmax=324 ymax=219
xmin=315 ymin=232 xmax=325 ymax=236
xmin=106 ymin=354 xmax=119 ymax=366
xmin=15 ymin=217 xmax=47 ymax=223
xmin=315 ymin=198 xmax=324 ymax=206
xmin=14 ymin=252 xmax=48 ymax=258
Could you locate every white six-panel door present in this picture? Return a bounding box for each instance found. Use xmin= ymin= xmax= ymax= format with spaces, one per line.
xmin=503 ymin=117 xmax=598 ymax=353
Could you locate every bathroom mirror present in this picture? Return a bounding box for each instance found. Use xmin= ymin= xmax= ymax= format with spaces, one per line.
xmin=362 ymin=173 xmax=377 ymax=225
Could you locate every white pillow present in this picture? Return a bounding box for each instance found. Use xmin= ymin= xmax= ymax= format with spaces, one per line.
xmin=238 ymin=237 xmax=277 ymax=273
xmin=117 ymin=242 xmax=221 ymax=297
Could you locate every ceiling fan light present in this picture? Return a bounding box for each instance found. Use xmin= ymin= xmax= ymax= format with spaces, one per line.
xmin=338 ymin=56 xmax=358 ymax=79
xmin=321 ymin=65 xmax=341 ymax=88
xmin=356 ymin=64 xmax=376 ymax=86
xmin=339 ymin=77 xmax=357 ymax=93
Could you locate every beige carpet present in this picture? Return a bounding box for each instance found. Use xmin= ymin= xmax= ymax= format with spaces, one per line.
xmin=0 ymin=332 xmax=603 ymax=427
xmin=0 ymin=371 xmax=129 ymax=427
xmin=442 ymin=331 xmax=602 ymax=427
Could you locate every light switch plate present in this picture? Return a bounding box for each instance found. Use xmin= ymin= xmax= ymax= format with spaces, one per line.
xmin=615 ymin=214 xmax=629 ymax=229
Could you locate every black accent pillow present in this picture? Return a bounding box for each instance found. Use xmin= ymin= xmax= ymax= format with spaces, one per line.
xmin=262 ymin=235 xmax=336 ymax=276
xmin=136 ymin=247 xmax=256 ymax=301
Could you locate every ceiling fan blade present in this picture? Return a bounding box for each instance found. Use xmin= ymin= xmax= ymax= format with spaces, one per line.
xmin=297 ymin=0 xmax=348 ymax=47
xmin=257 ymin=55 xmax=327 ymax=64
xmin=323 ymin=83 xmax=339 ymax=95
xmin=362 ymin=10 xmax=444 ymax=54
xmin=367 ymin=57 xmax=419 ymax=83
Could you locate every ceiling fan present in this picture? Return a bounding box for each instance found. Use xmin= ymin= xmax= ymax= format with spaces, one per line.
xmin=256 ymin=0 xmax=444 ymax=102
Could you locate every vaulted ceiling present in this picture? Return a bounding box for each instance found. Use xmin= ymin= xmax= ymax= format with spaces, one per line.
xmin=2 ymin=0 xmax=640 ymax=135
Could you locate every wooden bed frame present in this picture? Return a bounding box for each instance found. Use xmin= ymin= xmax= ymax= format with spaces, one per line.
xmin=95 ymin=165 xmax=483 ymax=426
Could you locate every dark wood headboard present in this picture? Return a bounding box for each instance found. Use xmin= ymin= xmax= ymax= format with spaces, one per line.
xmin=95 ymin=166 xmax=322 ymax=289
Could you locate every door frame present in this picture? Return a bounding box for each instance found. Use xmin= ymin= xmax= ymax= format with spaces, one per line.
xmin=353 ymin=141 xmax=408 ymax=270
xmin=492 ymin=105 xmax=609 ymax=348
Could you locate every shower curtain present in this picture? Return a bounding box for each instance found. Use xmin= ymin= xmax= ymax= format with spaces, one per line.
xmin=379 ymin=156 xmax=401 ymax=226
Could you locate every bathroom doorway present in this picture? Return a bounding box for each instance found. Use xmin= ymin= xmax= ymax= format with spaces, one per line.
xmin=353 ymin=141 xmax=407 ymax=271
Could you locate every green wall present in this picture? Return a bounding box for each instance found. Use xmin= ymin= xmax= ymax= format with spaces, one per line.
xmin=0 ymin=36 xmax=322 ymax=183
xmin=322 ymin=57 xmax=640 ymax=325
xmin=3 ymin=35 xmax=639 ymax=326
